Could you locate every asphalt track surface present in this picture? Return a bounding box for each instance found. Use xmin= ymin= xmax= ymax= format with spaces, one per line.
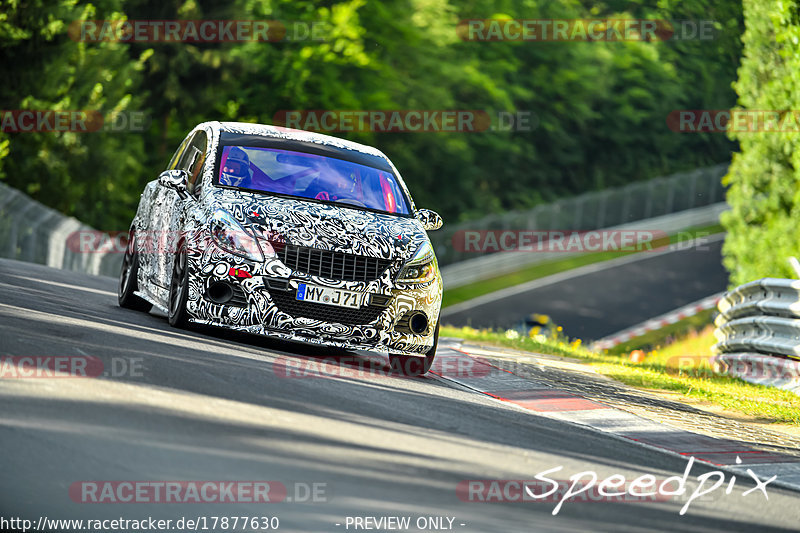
xmin=1 ymin=258 xmax=798 ymax=532
xmin=442 ymin=238 xmax=728 ymax=340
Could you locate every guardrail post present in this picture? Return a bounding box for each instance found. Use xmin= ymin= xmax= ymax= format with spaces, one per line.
xmin=47 ymin=217 xmax=82 ymax=270
xmin=6 ymin=201 xmax=37 ymax=259
xmin=22 ymin=209 xmax=59 ymax=263
xmin=665 ymin=178 xmax=676 ymax=214
xmin=707 ymin=169 xmax=718 ymax=204
xmin=596 ymin=191 xmax=607 ymax=228
xmin=0 ymin=187 xmax=20 ymax=212
xmin=572 ymin=197 xmax=584 ymax=229
xmin=643 ymin=180 xmax=655 ymax=219
xmin=620 ymin=187 xmax=632 ymax=223
xmin=688 ymin=171 xmax=698 ymax=209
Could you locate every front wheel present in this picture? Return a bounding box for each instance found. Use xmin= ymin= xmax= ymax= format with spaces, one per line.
xmin=118 ymin=230 xmax=152 ymax=312
xmin=168 ymin=242 xmax=190 ymax=328
xmin=389 ymin=320 xmax=439 ymax=376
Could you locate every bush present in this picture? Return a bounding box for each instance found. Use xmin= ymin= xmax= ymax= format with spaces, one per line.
xmin=722 ymin=0 xmax=800 ymax=285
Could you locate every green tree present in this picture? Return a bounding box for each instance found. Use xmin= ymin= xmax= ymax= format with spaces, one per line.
xmin=0 ymin=0 xmax=746 ymax=234
xmin=721 ymin=0 xmax=800 ymax=285
xmin=0 ymin=0 xmax=150 ymax=229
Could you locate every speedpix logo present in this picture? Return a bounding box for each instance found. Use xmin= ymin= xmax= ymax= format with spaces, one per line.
xmin=457 ymin=457 xmax=776 ymax=516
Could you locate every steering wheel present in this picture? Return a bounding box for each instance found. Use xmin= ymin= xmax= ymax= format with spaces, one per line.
xmin=336 ymin=196 xmax=367 ymax=207
xmin=314 ymin=191 xmax=367 ymax=207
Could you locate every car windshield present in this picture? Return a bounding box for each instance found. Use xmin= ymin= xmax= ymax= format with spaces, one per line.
xmin=215 ymin=145 xmax=411 ymax=215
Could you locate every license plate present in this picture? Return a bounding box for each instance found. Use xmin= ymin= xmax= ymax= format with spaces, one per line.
xmin=296 ymin=283 xmax=363 ymax=309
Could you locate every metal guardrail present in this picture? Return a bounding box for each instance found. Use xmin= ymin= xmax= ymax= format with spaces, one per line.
xmin=432 ymin=163 xmax=728 ymax=267
xmin=3 ymin=163 xmax=726 ymax=283
xmin=0 ymin=181 xmax=120 ymax=276
xmin=713 ymin=278 xmax=800 ymax=356
xmin=442 ymin=202 xmax=729 ymax=290
xmin=712 ymin=278 xmax=800 ymax=394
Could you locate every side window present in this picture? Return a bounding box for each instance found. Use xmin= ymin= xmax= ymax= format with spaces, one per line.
xmin=167 ymin=135 xmax=192 ymax=171
xmin=183 ymin=131 xmax=208 ymax=196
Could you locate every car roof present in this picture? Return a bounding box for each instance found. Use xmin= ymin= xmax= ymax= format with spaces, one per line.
xmin=204 ymin=121 xmax=388 ymax=160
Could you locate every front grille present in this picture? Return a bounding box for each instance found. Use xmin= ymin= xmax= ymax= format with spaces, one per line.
xmin=267 ymin=288 xmax=385 ymax=325
xmin=278 ymin=244 xmax=391 ymax=282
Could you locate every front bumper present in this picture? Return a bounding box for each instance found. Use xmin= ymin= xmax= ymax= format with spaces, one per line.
xmin=183 ymin=247 xmax=443 ymax=357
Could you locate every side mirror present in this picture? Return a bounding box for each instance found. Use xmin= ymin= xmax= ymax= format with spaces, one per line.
xmin=158 ymin=169 xmax=189 ymax=194
xmin=416 ymin=208 xmax=443 ymax=231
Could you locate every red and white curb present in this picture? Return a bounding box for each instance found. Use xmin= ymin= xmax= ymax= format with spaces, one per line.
xmin=592 ymin=292 xmax=724 ymax=351
xmin=431 ymin=341 xmax=800 ymax=492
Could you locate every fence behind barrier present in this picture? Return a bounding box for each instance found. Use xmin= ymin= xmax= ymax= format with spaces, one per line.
xmin=432 ymin=163 xmax=728 ymax=267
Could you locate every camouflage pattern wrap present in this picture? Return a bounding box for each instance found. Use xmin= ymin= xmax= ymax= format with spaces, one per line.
xmin=128 ymin=121 xmax=442 ymax=357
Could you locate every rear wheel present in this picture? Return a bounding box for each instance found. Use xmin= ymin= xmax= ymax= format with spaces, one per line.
xmin=118 ymin=231 xmax=152 ymax=312
xmin=168 ymin=242 xmax=190 ymax=328
xmin=389 ymin=320 xmax=439 ymax=376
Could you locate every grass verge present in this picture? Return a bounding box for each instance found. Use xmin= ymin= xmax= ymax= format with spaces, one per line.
xmin=442 ymin=224 xmax=723 ymax=308
xmin=441 ymin=324 xmax=800 ymax=426
xmin=607 ymin=308 xmax=716 ymax=355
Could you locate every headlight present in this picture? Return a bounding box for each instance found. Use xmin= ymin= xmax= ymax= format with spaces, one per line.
xmin=397 ymin=241 xmax=436 ymax=283
xmin=210 ymin=209 xmax=264 ymax=262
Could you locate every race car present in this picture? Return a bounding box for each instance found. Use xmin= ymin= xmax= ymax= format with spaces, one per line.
xmin=118 ymin=121 xmax=444 ymax=375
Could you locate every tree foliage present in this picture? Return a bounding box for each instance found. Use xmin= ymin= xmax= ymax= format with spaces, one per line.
xmin=1 ymin=0 xmax=741 ymax=231
xmin=721 ymin=0 xmax=800 ymax=285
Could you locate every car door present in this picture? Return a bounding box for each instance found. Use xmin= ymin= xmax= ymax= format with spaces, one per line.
xmin=150 ymin=130 xmax=209 ymax=291
xmin=136 ymin=133 xmax=191 ymax=289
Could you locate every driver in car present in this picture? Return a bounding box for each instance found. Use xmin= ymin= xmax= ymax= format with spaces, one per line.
xmin=315 ymin=169 xmax=358 ymax=202
xmin=220 ymin=146 xmax=253 ymax=188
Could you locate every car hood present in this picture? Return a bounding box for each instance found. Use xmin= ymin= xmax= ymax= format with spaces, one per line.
xmin=210 ymin=188 xmax=428 ymax=261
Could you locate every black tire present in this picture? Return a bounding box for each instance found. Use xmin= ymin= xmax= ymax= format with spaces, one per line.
xmin=118 ymin=231 xmax=152 ymax=312
xmin=389 ymin=320 xmax=439 ymax=376
xmin=168 ymin=241 xmax=190 ymax=328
